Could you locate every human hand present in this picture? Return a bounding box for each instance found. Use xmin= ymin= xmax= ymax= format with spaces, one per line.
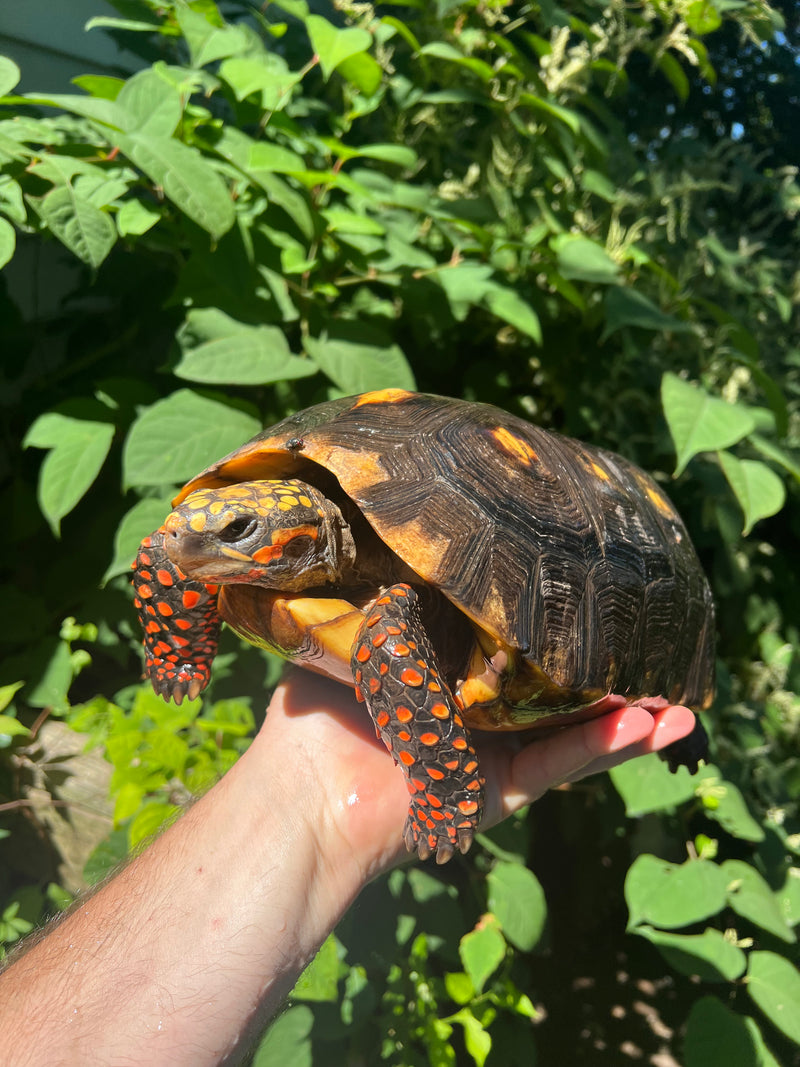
xmin=258 ymin=670 xmax=698 ymax=880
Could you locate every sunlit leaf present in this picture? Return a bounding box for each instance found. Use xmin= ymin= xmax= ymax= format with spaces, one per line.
xmin=661 ymin=373 xmax=756 ymax=475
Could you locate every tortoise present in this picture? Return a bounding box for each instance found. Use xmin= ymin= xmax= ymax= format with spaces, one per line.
xmin=133 ymin=389 xmax=715 ymax=863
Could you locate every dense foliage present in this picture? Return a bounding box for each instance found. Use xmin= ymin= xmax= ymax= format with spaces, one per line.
xmin=1 ymin=0 xmax=799 ymax=1061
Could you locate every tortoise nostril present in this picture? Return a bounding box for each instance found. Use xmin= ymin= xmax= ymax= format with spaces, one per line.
xmin=218 ymin=516 xmax=258 ymax=544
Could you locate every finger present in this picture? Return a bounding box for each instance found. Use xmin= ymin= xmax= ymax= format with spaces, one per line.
xmin=574 ymin=705 xmax=697 ymax=778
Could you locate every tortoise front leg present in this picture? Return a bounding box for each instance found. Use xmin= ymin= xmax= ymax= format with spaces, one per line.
xmin=351 ymin=583 xmax=485 ymax=864
xmin=133 ymin=529 xmax=222 ymax=703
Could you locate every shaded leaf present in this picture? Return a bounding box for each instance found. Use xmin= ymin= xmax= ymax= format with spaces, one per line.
xmin=718 ymin=452 xmax=786 ymax=534
xmin=602 ymin=287 xmax=692 ymax=339
xmin=551 ymin=234 xmax=619 ymax=284
xmin=625 ymin=855 xmax=729 ymax=929
xmin=0 ymin=57 xmax=20 ymax=98
xmin=460 ymin=915 xmax=506 ymax=993
xmin=610 ymin=753 xmax=697 ymax=816
xmin=661 ymin=373 xmax=756 ymax=475
xmin=487 ymin=861 xmax=547 ymax=951
xmin=0 ymin=215 xmax=15 ymax=269
xmin=723 ymin=860 xmax=796 ymax=943
xmin=685 ymin=997 xmax=780 ymax=1067
xmin=747 ymin=951 xmax=800 ymax=1045
xmin=35 ymin=185 xmax=117 ymax=268
xmin=637 ymin=925 xmax=747 ymax=982
xmin=123 ymin=390 xmax=260 ymax=488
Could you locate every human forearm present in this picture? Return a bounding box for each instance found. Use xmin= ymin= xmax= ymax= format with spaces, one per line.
xmin=0 ymin=705 xmax=369 ymax=1066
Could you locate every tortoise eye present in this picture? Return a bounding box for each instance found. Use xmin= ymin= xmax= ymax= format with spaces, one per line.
xmin=218 ymin=516 xmax=258 ymax=543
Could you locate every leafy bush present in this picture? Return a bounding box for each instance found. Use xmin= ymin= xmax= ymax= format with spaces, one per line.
xmin=1 ymin=0 xmax=799 ymax=1061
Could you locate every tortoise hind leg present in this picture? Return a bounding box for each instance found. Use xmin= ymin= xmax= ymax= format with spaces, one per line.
xmin=351 ymin=584 xmax=485 ymax=863
xmin=660 ymin=717 xmax=709 ymax=775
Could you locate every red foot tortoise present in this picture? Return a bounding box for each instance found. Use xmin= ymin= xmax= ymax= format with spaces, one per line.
xmin=133 ymin=389 xmax=715 ymax=863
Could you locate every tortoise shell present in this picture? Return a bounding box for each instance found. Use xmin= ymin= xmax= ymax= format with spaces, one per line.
xmin=173 ymin=388 xmax=715 ymax=715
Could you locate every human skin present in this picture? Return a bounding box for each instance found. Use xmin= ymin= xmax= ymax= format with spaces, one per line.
xmin=0 ymin=670 xmax=697 ymax=1066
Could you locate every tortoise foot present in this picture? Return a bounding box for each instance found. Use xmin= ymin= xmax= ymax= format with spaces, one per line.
xmin=352 ymin=583 xmax=484 ymax=863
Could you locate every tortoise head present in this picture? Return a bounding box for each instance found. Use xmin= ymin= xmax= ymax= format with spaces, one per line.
xmin=163 ymin=479 xmax=356 ymax=592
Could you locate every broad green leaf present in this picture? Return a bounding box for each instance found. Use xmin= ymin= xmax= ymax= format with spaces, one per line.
xmin=306 ymin=16 xmax=372 ymax=81
xmin=71 ymin=75 xmax=125 ymax=100
xmin=602 ymin=287 xmax=692 ymax=339
xmin=0 ymin=216 xmax=15 ymax=269
xmin=625 ymin=855 xmax=729 ymax=930
xmin=22 ymin=92 xmax=126 ymax=128
xmin=0 ymin=715 xmax=29 ymax=739
xmin=84 ymin=828 xmax=130 ymax=885
xmin=685 ymin=0 xmax=723 ymax=34
xmin=749 ymin=434 xmax=800 ymax=482
xmin=637 ymin=925 xmax=747 ymax=982
xmin=174 ymin=7 xmax=253 ymax=67
xmin=697 ymin=767 xmax=765 ymax=841
xmin=104 ymin=496 xmax=175 ymax=583
xmin=118 ymin=132 xmax=235 ymax=240
xmin=24 ymin=412 xmax=115 ymax=534
xmin=25 ymin=638 xmax=74 ymax=710
xmin=661 ymin=373 xmax=756 ymax=476
xmin=551 ymin=234 xmax=620 ymax=284
xmin=445 ymin=971 xmax=475 ymax=1005
xmin=450 ymin=1007 xmax=492 ymax=1067
xmin=35 ymin=185 xmax=117 ymax=269
xmin=248 ymin=142 xmax=306 ymax=174
xmin=718 ymin=452 xmax=786 ymax=534
xmin=747 ymin=951 xmax=800 ymax=1045
xmin=685 ymin=997 xmax=781 ymax=1067
xmin=336 ymin=52 xmax=382 ymax=96
xmin=484 ymin=285 xmax=542 ymax=344
xmin=305 ymin=332 xmax=415 ymax=393
xmin=252 ymin=1005 xmax=313 ymax=1067
xmin=0 ymin=175 xmax=25 ymax=224
xmin=459 ymin=915 xmax=506 ymax=993
xmin=778 ymin=868 xmax=800 ymax=928
xmin=292 ymin=933 xmax=340 ymax=1002
xmin=218 ymin=55 xmax=300 ymax=109
xmin=0 ymin=682 xmax=24 ymax=714
xmin=610 ymin=753 xmax=697 ymax=816
xmin=0 ymin=57 xmax=20 ymax=98
xmin=723 ymin=860 xmax=796 ymax=943
xmin=175 ymin=308 xmax=316 ymax=386
xmin=122 ymin=390 xmax=260 ymax=488
xmin=116 ymin=198 xmax=161 ymax=237
xmin=321 ymin=207 xmax=385 ymax=235
xmin=115 ymin=67 xmax=182 ymax=137
xmin=487 ymin=861 xmax=547 ymax=951
xmin=435 ymin=262 xmax=496 ymax=320
xmin=129 ymin=802 xmax=179 ymax=849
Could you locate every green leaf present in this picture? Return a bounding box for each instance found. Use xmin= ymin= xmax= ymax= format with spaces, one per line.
xmin=0 ymin=215 xmax=15 ymax=269
xmin=459 ymin=915 xmax=506 ymax=993
xmin=551 ymin=234 xmax=620 ymax=284
xmin=484 ymin=286 xmax=542 ymax=344
xmin=749 ymin=435 xmax=800 ymax=483
xmin=175 ymin=308 xmax=316 ymax=386
xmin=778 ymin=869 xmax=800 ymax=928
xmin=292 ymin=933 xmax=341 ymax=1002
xmin=685 ymin=0 xmax=723 ymax=34
xmin=24 ymin=412 xmax=115 ymax=534
xmin=248 ymin=142 xmax=306 ymax=174
xmin=602 ymin=287 xmax=692 ymax=339
xmin=658 ymin=52 xmax=690 ymax=101
xmin=723 ymin=860 xmax=796 ymax=943
xmin=435 ymin=262 xmax=496 ymax=320
xmin=118 ymin=132 xmax=235 ymax=240
xmin=105 ymin=496 xmax=175 ymax=583
xmin=336 ymin=52 xmax=383 ymax=96
xmin=117 ymin=198 xmax=161 ymax=237
xmin=122 ymin=390 xmax=260 ymax=489
xmin=718 ymin=452 xmax=786 ymax=534
xmin=487 ymin=861 xmax=547 ymax=951
xmin=685 ymin=997 xmax=781 ymax=1067
xmin=84 ymin=828 xmax=129 ymax=886
xmin=252 ymin=1005 xmax=313 ymax=1067
xmin=697 ymin=768 xmax=765 ymax=842
xmin=34 ymin=185 xmax=117 ymax=269
xmin=115 ymin=67 xmax=183 ymax=136
xmin=609 ymin=753 xmax=697 ymax=815
xmin=625 ymin=855 xmax=729 ymax=930
xmin=661 ymin=373 xmax=756 ymax=476
xmin=0 ymin=682 xmax=24 ymax=714
xmin=450 ymin=1007 xmax=492 ymax=1066
xmin=174 ymin=7 xmax=253 ymax=68
xmin=0 ymin=714 xmax=29 ymax=739
xmin=304 ymin=331 xmax=415 ymax=393
xmin=306 ymin=16 xmax=372 ymax=81
xmin=0 ymin=57 xmax=20 ymax=98
xmin=129 ymin=802 xmax=179 ymax=849
xmin=637 ymin=925 xmax=747 ymax=982
xmin=747 ymin=951 xmax=800 ymax=1045
xmin=218 ymin=55 xmax=300 ymax=109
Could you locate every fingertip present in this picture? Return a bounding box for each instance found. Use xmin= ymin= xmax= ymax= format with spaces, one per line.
xmin=604 ymin=705 xmax=657 ymax=753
